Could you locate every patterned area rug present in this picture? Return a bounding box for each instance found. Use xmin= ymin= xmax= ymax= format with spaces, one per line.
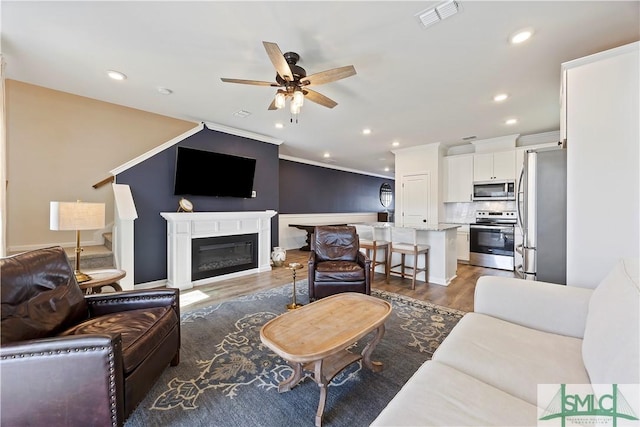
xmin=125 ymin=283 xmax=465 ymax=427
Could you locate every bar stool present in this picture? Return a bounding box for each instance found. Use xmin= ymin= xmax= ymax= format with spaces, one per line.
xmin=388 ymin=227 xmax=429 ymax=289
xmin=355 ymin=225 xmax=389 ymax=283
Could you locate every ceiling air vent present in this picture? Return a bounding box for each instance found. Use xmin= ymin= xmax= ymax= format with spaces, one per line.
xmin=417 ymin=1 xmax=460 ymax=29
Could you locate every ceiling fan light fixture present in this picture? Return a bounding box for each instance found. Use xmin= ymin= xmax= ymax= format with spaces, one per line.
xmin=292 ymin=89 xmax=304 ymax=108
xmin=290 ymin=102 xmax=301 ymax=115
xmin=275 ymin=91 xmax=286 ymax=109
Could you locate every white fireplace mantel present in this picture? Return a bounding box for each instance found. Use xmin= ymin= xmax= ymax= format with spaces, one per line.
xmin=160 ymin=210 xmax=277 ymax=290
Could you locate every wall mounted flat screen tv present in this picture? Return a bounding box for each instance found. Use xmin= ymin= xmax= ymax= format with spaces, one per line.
xmin=174 ymin=147 xmax=256 ymax=198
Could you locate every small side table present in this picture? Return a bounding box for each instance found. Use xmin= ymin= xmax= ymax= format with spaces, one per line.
xmin=286 ymin=263 xmax=304 ymax=310
xmin=79 ymin=269 xmax=126 ymax=294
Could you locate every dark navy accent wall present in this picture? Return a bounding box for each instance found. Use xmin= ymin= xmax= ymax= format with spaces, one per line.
xmin=279 ymin=159 xmax=395 ymax=214
xmin=116 ymin=127 xmax=279 ymax=284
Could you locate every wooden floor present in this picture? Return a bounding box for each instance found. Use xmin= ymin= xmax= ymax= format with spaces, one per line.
xmin=181 ymin=249 xmax=516 ymax=313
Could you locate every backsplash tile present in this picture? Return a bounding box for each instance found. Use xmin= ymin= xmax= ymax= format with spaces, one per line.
xmin=444 ymin=201 xmax=516 ymax=223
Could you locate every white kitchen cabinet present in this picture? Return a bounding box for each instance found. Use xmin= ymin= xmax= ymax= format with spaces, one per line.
xmin=563 ymin=42 xmax=639 ymax=287
xmin=456 ymin=227 xmax=470 ymax=262
xmin=444 ymin=155 xmax=473 ymax=203
xmin=473 ymin=151 xmax=515 ymax=181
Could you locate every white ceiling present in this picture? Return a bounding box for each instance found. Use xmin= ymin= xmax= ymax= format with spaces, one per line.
xmin=3 ymin=1 xmax=639 ymax=178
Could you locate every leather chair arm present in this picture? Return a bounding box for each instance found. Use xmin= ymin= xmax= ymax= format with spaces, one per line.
xmin=0 ymin=334 xmax=125 ymax=426
xmin=85 ymin=288 xmax=180 ymax=317
xmin=357 ymin=251 xmax=372 ymax=295
xmin=356 ymin=250 xmax=371 ymax=268
xmin=308 ymin=250 xmax=317 ymax=300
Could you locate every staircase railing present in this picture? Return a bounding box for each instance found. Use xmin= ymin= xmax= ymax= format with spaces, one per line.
xmin=93 ymin=176 xmax=114 ymax=189
xmin=112 ymin=183 xmax=138 ymax=291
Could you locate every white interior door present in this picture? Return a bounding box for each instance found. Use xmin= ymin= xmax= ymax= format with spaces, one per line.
xmin=401 ymin=173 xmax=430 ymax=226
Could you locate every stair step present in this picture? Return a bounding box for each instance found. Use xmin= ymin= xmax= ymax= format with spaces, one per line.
xmin=64 ymin=245 xmax=114 ymax=270
xmin=103 ymin=232 xmax=113 ymax=251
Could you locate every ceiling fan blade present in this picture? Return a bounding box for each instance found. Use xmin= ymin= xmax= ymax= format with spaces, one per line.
xmin=268 ymin=98 xmax=278 ymax=110
xmin=304 ymin=89 xmax=338 ymax=109
xmin=301 ymin=65 xmax=356 ymax=86
xmin=220 ymin=78 xmax=279 ymax=87
xmin=263 ymin=41 xmax=294 ymax=82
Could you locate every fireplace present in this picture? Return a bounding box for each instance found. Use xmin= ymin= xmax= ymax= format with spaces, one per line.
xmin=160 ymin=211 xmax=276 ymax=290
xmin=192 ymin=233 xmax=258 ymax=281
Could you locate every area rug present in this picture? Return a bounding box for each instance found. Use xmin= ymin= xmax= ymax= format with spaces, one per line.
xmin=125 ymin=283 xmax=466 ymax=427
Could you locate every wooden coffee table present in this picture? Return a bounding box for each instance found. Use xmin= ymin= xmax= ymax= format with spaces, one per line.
xmin=260 ymin=292 xmax=392 ymax=426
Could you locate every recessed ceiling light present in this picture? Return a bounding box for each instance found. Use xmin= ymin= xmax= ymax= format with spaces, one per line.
xmin=505 ymin=118 xmax=518 ymax=125
xmin=362 ymin=128 xmax=371 ymax=135
xmin=384 ymin=167 xmax=390 ymax=172
xmin=275 ymin=123 xmax=284 ymax=129
xmin=157 ymin=87 xmax=173 ymax=95
xmin=493 ymin=93 xmax=508 ymax=102
xmin=107 ymin=70 xmax=127 ymax=81
xmin=233 ymin=110 xmax=251 ymax=118
xmin=510 ymin=29 xmax=533 ymax=44
xmin=392 ymin=141 xmax=400 ymax=147
xmin=323 ymin=152 xmax=330 ymax=158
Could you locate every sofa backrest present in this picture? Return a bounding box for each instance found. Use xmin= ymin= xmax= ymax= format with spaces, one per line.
xmin=1 ymin=246 xmax=89 ymax=344
xmin=314 ymin=226 xmax=359 ymax=262
xmin=582 ymin=258 xmax=639 ymax=384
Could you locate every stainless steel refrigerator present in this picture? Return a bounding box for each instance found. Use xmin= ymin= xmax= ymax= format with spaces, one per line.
xmin=516 ymin=146 xmax=567 ymax=284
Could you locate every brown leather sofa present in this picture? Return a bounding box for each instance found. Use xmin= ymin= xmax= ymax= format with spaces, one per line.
xmin=308 ymin=225 xmax=371 ymax=301
xmin=0 ymin=246 xmax=180 ymax=427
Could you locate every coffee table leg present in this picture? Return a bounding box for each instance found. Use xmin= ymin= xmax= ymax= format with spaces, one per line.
xmin=361 ymin=324 xmax=385 ymax=372
xmin=278 ymin=362 xmax=303 ymax=393
xmin=313 ymin=360 xmax=327 ymax=427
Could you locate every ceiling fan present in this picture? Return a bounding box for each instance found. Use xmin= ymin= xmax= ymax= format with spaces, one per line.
xmin=221 ymin=41 xmax=356 ymax=116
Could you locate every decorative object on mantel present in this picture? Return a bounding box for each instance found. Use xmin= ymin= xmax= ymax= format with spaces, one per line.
xmin=49 ymin=200 xmax=106 ymax=283
xmin=271 ymin=246 xmax=286 ymax=267
xmin=177 ymin=198 xmax=193 ymax=212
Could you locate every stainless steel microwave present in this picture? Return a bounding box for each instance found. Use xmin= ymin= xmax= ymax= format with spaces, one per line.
xmin=472 ymin=180 xmax=515 ymax=201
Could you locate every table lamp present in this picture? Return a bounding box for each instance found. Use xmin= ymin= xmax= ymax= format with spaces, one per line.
xmin=50 ymin=200 xmax=106 ymax=283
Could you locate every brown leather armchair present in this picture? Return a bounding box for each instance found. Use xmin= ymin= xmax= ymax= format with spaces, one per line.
xmin=308 ymin=225 xmax=371 ymax=301
xmin=0 ymin=246 xmax=180 ymax=427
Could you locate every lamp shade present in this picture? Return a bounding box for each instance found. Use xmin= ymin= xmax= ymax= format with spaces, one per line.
xmin=50 ymin=201 xmax=105 ymax=231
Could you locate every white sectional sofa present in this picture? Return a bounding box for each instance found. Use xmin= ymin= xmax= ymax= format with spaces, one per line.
xmin=371 ymin=258 xmax=639 ymax=426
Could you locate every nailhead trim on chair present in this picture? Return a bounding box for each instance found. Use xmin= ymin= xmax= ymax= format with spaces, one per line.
xmin=87 ymin=295 xmax=177 ymax=306
xmin=1 ymin=346 xmax=119 ymax=427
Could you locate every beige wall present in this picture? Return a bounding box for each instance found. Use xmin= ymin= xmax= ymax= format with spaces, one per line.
xmin=6 ymin=80 xmax=196 ymax=251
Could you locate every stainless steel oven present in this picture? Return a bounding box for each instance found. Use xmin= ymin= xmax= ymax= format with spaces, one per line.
xmin=469 ymin=211 xmax=516 ymax=271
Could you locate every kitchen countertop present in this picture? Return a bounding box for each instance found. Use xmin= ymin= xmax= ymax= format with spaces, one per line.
xmin=352 ymin=222 xmax=461 ymax=231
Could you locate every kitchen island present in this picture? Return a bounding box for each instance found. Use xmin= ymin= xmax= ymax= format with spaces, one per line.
xmin=352 ymin=222 xmax=460 ymax=286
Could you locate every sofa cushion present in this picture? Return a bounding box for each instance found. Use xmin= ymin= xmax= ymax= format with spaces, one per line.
xmin=59 ymin=306 xmax=178 ymax=374
xmin=314 ymin=261 xmax=365 ymax=282
xmin=582 ymin=258 xmax=640 ymax=384
xmin=371 ymin=361 xmax=539 ymax=426
xmin=1 ymin=247 xmax=89 ymax=344
xmin=432 ymin=312 xmax=589 ymax=405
